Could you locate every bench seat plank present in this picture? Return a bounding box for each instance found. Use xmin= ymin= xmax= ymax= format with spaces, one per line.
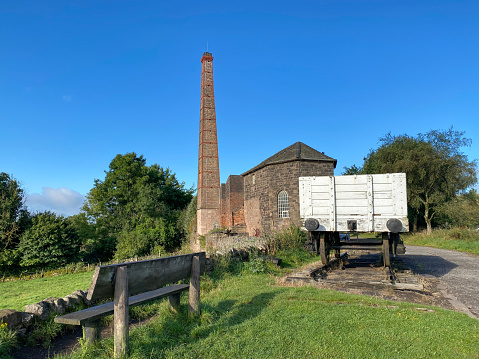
xmin=55 ymin=284 xmax=189 ymax=326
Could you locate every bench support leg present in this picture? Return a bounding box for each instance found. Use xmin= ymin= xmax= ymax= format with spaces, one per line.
xmin=169 ymin=293 xmax=181 ymax=314
xmin=114 ymin=265 xmax=129 ymax=358
xmin=189 ymin=255 xmax=201 ymax=317
xmin=83 ymin=320 xmax=101 ymax=343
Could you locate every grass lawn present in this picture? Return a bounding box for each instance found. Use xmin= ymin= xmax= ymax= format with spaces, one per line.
xmin=0 ymin=271 xmax=93 ymax=311
xmin=60 ymin=273 xmax=479 ymax=359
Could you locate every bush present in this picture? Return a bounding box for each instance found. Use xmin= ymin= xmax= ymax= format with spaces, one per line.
xmin=243 ymin=251 xmax=268 ymax=274
xmin=17 ymin=212 xmax=81 ymax=269
xmin=178 ymin=196 xmax=197 ymax=240
xmin=436 ymin=191 xmax=479 ymax=228
xmin=0 ymin=322 xmax=18 ymax=357
xmin=265 ymin=224 xmax=308 ymax=254
xmin=115 ymin=217 xmax=179 ymax=260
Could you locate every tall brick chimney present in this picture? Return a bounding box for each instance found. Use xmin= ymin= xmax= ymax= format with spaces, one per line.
xmin=197 ymin=52 xmax=220 ymax=235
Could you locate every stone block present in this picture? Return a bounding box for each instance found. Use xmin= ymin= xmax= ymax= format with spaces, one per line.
xmin=25 ymin=301 xmax=50 ymax=321
xmin=0 ymin=309 xmax=23 ymax=330
xmin=21 ymin=312 xmax=35 ymax=328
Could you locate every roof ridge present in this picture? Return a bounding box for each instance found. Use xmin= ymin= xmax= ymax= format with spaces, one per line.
xmin=241 ymin=142 xmax=336 ymax=176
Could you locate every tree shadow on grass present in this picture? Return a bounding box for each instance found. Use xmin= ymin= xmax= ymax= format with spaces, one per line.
xmin=130 ymin=290 xmax=281 ymax=356
xmin=179 ymin=291 xmax=281 ymax=348
xmin=200 ymin=290 xmax=280 ymax=331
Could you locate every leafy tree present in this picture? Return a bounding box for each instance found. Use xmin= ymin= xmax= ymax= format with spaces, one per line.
xmin=178 ymin=196 xmax=197 ymax=242
xmin=352 ymin=128 xmax=477 ymax=233
xmin=17 ymin=211 xmax=81 ymax=268
xmin=436 ymin=189 xmax=479 ymax=228
xmin=82 ymin=153 xmax=193 ymax=258
xmin=115 ymin=217 xmax=178 ymax=259
xmin=66 ymin=213 xmax=112 ymax=263
xmin=0 ymin=173 xmax=26 ymax=250
xmin=342 ymin=164 xmax=361 ymax=175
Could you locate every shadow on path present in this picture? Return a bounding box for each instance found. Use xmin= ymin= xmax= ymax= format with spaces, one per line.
xmin=401 ymin=254 xmax=458 ymax=277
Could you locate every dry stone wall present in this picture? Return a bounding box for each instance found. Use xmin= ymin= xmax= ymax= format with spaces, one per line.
xmin=0 ymin=289 xmax=89 ymax=335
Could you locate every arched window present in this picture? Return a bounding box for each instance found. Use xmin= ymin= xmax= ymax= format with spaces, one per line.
xmin=278 ymin=190 xmax=290 ymax=218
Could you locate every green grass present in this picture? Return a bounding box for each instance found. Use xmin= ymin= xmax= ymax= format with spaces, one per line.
xmin=58 ymin=273 xmax=479 ymax=359
xmin=403 ymin=228 xmax=479 ymax=255
xmin=0 ymin=270 xmax=93 ymax=311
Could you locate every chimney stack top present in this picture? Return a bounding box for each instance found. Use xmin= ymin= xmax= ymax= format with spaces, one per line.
xmin=201 ymin=52 xmax=213 ymax=62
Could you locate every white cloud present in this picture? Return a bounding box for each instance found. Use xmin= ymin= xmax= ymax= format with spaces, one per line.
xmin=26 ymin=187 xmax=85 ymax=217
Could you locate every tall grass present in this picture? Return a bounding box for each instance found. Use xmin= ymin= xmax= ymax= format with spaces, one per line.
xmin=264 ymin=224 xmax=308 ymax=254
xmin=403 ymin=228 xmax=479 ymax=255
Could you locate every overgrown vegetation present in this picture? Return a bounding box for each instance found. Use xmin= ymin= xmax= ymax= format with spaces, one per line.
xmin=264 ymin=224 xmax=308 ymax=254
xmin=0 ymin=322 xmax=18 ymax=358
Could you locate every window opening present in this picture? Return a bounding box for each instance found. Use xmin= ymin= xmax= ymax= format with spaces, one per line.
xmin=278 ymin=190 xmax=290 ymax=218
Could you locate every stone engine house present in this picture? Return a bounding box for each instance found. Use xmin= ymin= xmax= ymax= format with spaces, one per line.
xmin=196 ymin=51 xmax=337 ymax=236
xmin=220 ymin=142 xmax=337 ymax=236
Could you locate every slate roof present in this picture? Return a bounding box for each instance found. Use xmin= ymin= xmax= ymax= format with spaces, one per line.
xmin=242 ymin=142 xmax=337 ymax=176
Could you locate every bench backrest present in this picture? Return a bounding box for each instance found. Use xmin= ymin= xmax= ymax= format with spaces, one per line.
xmin=87 ymin=252 xmax=206 ymax=302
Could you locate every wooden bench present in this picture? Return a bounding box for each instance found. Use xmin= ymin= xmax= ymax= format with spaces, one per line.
xmin=55 ymin=252 xmax=206 ymax=358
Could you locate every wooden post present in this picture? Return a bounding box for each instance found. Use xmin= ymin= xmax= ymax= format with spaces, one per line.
xmin=114 ymin=265 xmax=129 ymax=358
xmin=382 ymin=232 xmax=390 ymax=267
xmin=312 ymin=232 xmax=320 ymax=256
xmin=169 ymin=293 xmax=181 ymax=314
xmin=83 ymin=320 xmax=101 ymax=343
xmin=188 ymin=255 xmax=201 ymax=317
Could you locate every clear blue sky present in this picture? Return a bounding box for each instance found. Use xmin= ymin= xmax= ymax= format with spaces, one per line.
xmin=1 ymin=0 xmax=478 ymax=216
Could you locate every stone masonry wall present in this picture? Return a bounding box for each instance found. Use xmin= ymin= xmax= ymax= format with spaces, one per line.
xmin=243 ymin=160 xmax=334 ymax=236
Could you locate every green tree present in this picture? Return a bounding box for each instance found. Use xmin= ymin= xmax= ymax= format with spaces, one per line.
xmin=82 ymin=153 xmax=193 ymax=258
xmin=436 ymin=189 xmax=479 ymax=228
xmin=342 ymin=164 xmax=361 ymax=175
xmin=178 ymin=196 xmax=197 ymax=242
xmin=0 ymin=173 xmax=25 ymax=250
xmin=17 ymin=211 xmax=81 ymax=268
xmin=355 ymin=128 xmax=477 ymax=233
xmin=66 ymin=213 xmax=111 ymax=263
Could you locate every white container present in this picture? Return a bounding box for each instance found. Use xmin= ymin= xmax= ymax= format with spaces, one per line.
xmin=299 ymin=173 xmax=408 ymax=233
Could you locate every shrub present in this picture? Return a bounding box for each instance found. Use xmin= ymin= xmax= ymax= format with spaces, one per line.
xmin=115 ymin=216 xmax=181 ymax=260
xmin=265 ymin=224 xmax=308 ymax=254
xmin=243 ymin=251 xmax=268 ymax=274
xmin=17 ymin=211 xmax=81 ymax=269
xmin=0 ymin=322 xmax=18 ymax=356
xmin=178 ymin=196 xmax=197 ymax=242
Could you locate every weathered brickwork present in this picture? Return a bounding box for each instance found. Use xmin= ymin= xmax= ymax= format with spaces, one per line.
xmin=220 ymin=175 xmax=246 ymax=231
xmin=243 ymin=160 xmax=335 ymax=236
xmin=197 ymin=52 xmax=220 ymax=235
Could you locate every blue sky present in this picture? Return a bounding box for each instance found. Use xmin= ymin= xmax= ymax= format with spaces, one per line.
xmin=1 ymin=0 xmax=478 ymax=216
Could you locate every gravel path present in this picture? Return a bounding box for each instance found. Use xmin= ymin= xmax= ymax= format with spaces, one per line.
xmin=401 ymin=245 xmax=479 ymax=319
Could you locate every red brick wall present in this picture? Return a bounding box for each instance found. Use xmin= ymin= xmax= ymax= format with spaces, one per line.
xmin=197 ymin=52 xmax=220 ymax=235
xmin=220 ymin=175 xmax=246 ymax=230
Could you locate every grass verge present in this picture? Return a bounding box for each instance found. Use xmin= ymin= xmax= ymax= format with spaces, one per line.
xmin=0 ymin=271 xmax=93 ymax=311
xmin=57 ymin=272 xmax=479 ymax=359
xmin=403 ymin=228 xmax=479 ymax=255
